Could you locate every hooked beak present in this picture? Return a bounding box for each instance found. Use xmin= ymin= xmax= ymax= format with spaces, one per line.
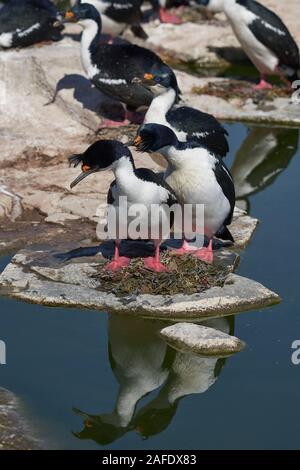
xmin=132 ymin=135 xmax=148 ymax=153
xmin=70 ymin=166 xmax=99 ymax=189
xmin=131 ymin=73 xmax=156 ymax=87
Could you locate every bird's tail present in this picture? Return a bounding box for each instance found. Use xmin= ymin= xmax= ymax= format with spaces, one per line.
xmin=215 ymin=226 xmax=235 ymax=243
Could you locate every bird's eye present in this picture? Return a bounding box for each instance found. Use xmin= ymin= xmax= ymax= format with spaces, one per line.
xmin=154 ymin=76 xmax=161 ymax=83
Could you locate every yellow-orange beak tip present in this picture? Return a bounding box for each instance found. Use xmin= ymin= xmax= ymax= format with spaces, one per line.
xmin=134 ymin=136 xmax=142 ymax=146
xmin=64 ymin=10 xmax=76 ymax=21
xmin=143 ymin=73 xmax=154 ymax=81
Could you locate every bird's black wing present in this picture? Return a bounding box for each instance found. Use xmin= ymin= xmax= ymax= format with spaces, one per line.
xmin=167 ymin=106 xmax=229 ymax=158
xmin=107 ymin=180 xmax=116 ymax=205
xmin=91 ymin=44 xmax=175 ymax=108
xmin=0 ymin=5 xmax=49 ymax=31
xmin=213 ymin=159 xmax=235 ymax=227
xmin=239 ymin=0 xmax=300 ymax=69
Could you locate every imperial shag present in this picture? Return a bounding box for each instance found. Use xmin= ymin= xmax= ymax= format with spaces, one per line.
xmin=69 ymin=140 xmax=177 ymax=272
xmin=134 ymin=124 xmax=235 ymax=264
xmin=0 ymin=0 xmax=63 ymax=48
xmin=133 ymin=71 xmax=229 ymax=158
xmin=223 ymin=0 xmax=300 ymax=88
xmin=64 ymin=3 xmax=177 ymax=125
xmin=70 ymin=0 xmax=147 ymax=38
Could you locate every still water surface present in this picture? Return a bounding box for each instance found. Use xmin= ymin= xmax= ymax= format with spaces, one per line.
xmin=0 ymin=122 xmax=299 ymax=450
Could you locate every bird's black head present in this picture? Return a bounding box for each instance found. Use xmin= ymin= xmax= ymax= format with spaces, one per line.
xmin=69 ymin=140 xmax=133 ymax=188
xmin=133 ymin=124 xmax=178 ymax=153
xmin=132 ymin=69 xmax=180 ymax=98
xmin=64 ymin=2 xmax=101 ymax=26
xmin=72 ymin=408 xmax=126 ymax=446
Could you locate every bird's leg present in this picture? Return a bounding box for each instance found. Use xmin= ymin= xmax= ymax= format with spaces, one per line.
xmin=125 ymin=109 xmax=145 ymax=125
xmin=99 ymin=118 xmax=130 ymax=128
xmin=171 ymin=239 xmax=199 ymax=256
xmin=104 ymin=242 xmax=131 ymax=272
xmin=254 ymin=74 xmax=273 ymax=90
xmin=159 ymin=7 xmax=182 ymax=24
xmin=192 ymin=239 xmax=214 ymax=264
xmin=144 ymin=242 xmax=169 ymax=272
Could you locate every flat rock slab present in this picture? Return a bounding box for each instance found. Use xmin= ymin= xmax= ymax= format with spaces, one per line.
xmin=180 ymin=74 xmax=300 ymax=128
xmin=0 ymin=388 xmax=41 ymax=450
xmin=159 ymin=322 xmax=245 ymax=356
xmin=0 ymin=241 xmax=280 ymax=321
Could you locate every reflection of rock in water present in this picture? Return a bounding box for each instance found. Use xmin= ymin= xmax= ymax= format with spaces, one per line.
xmin=73 ymin=315 xmax=233 ymax=445
xmin=132 ymin=317 xmax=231 ymax=438
xmin=231 ymin=127 xmax=299 ymax=213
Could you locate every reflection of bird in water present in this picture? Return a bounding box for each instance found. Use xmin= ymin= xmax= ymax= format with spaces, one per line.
xmin=231 ymin=127 xmax=299 ymax=213
xmin=73 ymin=315 xmax=233 ymax=445
xmin=73 ymin=315 xmax=175 ymax=446
xmin=132 ymin=317 xmax=232 ymax=438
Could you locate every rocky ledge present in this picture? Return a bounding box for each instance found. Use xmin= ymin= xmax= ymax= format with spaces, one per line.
xmin=0 ymin=388 xmax=41 ymax=450
xmin=0 ymin=208 xmax=280 ymax=321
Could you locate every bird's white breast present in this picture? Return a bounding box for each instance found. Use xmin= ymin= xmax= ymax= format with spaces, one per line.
xmin=164 ymin=150 xmax=230 ymax=235
xmin=101 ymin=14 xmax=126 ymax=36
xmin=224 ymin=0 xmax=279 ymax=73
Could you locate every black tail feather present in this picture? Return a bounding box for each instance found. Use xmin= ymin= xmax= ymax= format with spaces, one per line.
xmin=130 ymin=24 xmax=148 ymax=40
xmin=215 ymin=226 xmax=235 ymax=243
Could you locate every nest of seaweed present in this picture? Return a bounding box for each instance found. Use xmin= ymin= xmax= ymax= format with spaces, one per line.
xmin=193 ymin=79 xmax=291 ymax=103
xmin=95 ymin=252 xmax=230 ymax=297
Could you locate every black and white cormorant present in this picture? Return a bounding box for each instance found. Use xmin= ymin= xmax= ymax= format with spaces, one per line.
xmin=0 ymin=0 xmax=63 ymax=48
xmin=223 ymin=0 xmax=300 ymax=88
xmin=134 ymin=124 xmax=235 ymax=264
xmin=133 ymin=71 xmax=229 ymax=158
xmin=64 ymin=3 xmax=178 ymax=125
xmin=70 ymin=0 xmax=147 ymax=39
xmin=69 ymin=140 xmax=177 ymax=272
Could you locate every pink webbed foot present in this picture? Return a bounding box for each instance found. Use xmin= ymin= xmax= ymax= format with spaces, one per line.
xmin=171 ymin=240 xmax=198 ymax=256
xmin=192 ymin=247 xmax=214 ymax=264
xmin=144 ymin=257 xmax=169 ymax=273
xmin=254 ymin=79 xmax=273 ymax=90
xmin=100 ymin=118 xmax=130 ymax=128
xmin=104 ymin=256 xmax=131 ymax=272
xmin=159 ymin=8 xmax=182 ymax=24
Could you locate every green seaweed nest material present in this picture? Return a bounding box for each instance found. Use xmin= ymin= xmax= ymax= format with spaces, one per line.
xmin=193 ymin=80 xmax=291 ymax=102
xmin=96 ymin=252 xmax=230 ymax=297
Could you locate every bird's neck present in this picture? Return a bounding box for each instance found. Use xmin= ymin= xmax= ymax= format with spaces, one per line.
xmin=162 ymin=145 xmax=207 ymax=171
xmin=145 ymin=88 xmax=177 ymax=124
xmin=114 ymin=157 xmax=138 ymax=194
xmin=80 ymin=19 xmax=101 ymax=78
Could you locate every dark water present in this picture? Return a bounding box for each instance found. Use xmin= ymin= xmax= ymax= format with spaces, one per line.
xmin=0 ymin=123 xmax=300 ymax=450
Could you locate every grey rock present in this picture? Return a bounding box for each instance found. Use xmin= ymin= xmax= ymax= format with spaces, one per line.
xmin=159 ymin=322 xmax=245 ymax=356
xmin=0 ymin=247 xmax=280 ymax=320
xmin=0 ymin=388 xmax=41 ymax=450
